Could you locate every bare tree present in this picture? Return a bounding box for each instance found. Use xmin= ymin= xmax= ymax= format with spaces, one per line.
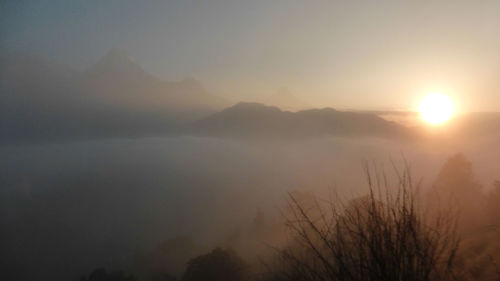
xmin=267 ymin=164 xmax=463 ymax=281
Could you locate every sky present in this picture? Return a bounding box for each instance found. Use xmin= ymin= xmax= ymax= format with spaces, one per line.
xmin=1 ymin=0 xmax=500 ymax=112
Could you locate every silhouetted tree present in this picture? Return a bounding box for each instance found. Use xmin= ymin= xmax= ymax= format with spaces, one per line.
xmin=181 ymin=248 xmax=246 ymax=281
xmin=456 ymin=180 xmax=500 ymax=280
xmin=268 ymin=164 xmax=463 ymax=281
xmin=486 ymin=181 xmax=500 ymax=225
xmin=80 ymin=268 xmax=138 ymax=281
xmin=427 ymin=153 xmax=485 ymax=232
xmin=133 ymin=235 xmax=205 ymax=280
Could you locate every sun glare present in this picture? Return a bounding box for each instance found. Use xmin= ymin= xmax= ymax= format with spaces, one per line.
xmin=419 ymin=93 xmax=455 ymax=125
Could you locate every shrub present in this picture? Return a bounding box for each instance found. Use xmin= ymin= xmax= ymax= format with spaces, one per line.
xmin=181 ymin=248 xmax=246 ymax=281
xmin=268 ymin=164 xmax=463 ymax=281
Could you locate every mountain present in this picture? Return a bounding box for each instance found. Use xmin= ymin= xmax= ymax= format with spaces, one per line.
xmin=0 ymin=50 xmax=228 ymax=143
xmin=264 ymin=88 xmax=311 ymax=111
xmin=189 ymin=102 xmax=413 ymax=139
xmin=0 ymin=55 xmax=86 ymax=142
xmin=81 ymin=48 xmax=228 ymax=114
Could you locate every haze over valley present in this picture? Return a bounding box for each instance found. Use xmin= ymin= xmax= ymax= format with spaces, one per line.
xmin=2 ymin=1 xmax=500 ymax=281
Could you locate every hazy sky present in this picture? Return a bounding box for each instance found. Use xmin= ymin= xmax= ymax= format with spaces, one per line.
xmin=2 ymin=0 xmax=500 ymax=111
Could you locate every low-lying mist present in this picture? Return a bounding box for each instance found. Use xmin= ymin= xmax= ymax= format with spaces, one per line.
xmin=2 ymin=134 xmax=499 ymax=280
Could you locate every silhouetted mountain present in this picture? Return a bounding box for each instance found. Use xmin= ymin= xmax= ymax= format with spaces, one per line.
xmin=0 ymin=55 xmax=86 ymax=142
xmin=82 ymin=49 xmax=226 ymax=112
xmin=264 ymin=88 xmax=311 ymax=111
xmin=0 ymin=50 xmax=228 ymax=143
xmin=4 ymin=51 xmax=498 ymax=144
xmin=189 ymin=102 xmax=413 ymax=139
xmin=89 ymin=48 xmax=144 ymax=76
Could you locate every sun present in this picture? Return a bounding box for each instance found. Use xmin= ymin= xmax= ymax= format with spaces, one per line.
xmin=419 ymin=93 xmax=455 ymax=125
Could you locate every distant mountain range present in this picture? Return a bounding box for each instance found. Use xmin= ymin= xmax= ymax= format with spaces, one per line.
xmin=188 ymin=102 xmax=414 ymax=140
xmin=81 ymin=48 xmax=228 ymax=114
xmin=2 ymin=50 xmax=499 ymax=143
xmin=0 ymin=49 xmax=228 ymax=142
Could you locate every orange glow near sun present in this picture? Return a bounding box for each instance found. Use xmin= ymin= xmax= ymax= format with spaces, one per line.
xmin=419 ymin=93 xmax=455 ymax=125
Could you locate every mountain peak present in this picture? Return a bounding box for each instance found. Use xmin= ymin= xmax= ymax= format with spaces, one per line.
xmin=265 ymin=87 xmax=311 ymax=111
xmin=177 ymin=77 xmax=205 ymax=91
xmin=86 ymin=48 xmax=147 ymax=79
xmin=91 ymin=48 xmax=139 ymax=70
xmin=229 ymin=102 xmax=282 ymax=112
xmin=103 ymin=48 xmax=135 ymax=64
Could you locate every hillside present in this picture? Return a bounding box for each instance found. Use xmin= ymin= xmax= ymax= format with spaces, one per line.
xmin=189 ymin=102 xmax=413 ymax=139
xmin=0 ymin=50 xmax=228 ymax=142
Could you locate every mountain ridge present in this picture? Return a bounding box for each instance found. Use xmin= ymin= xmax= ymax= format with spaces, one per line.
xmin=188 ymin=102 xmax=413 ymax=140
xmin=0 ymin=50 xmax=228 ymax=142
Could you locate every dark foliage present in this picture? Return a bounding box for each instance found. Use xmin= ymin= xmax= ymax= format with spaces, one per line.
xmin=181 ymin=248 xmax=246 ymax=281
xmin=80 ymin=268 xmax=138 ymax=281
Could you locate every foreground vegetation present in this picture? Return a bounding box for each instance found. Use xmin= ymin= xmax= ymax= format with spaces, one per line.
xmin=79 ymin=154 xmax=500 ymax=281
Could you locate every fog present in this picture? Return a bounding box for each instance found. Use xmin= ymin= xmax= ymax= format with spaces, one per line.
xmin=2 ymin=49 xmax=500 ymax=280
xmin=2 ymin=2 xmax=500 ymax=279
xmin=2 ymin=133 xmax=500 ymax=280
